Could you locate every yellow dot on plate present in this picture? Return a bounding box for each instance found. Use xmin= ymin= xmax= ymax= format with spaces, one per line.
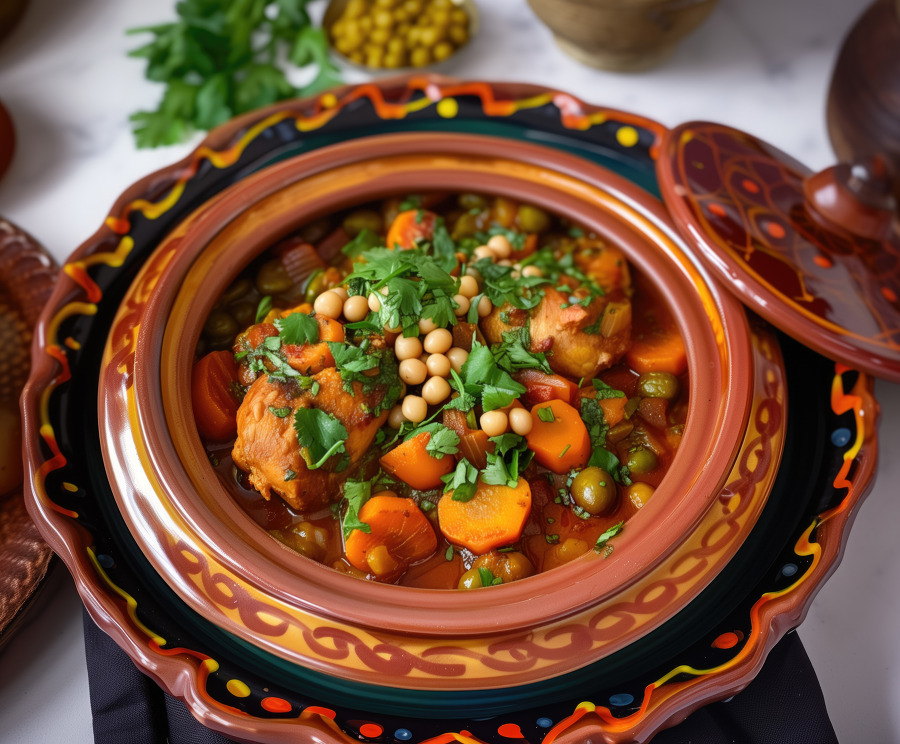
xmin=616 ymin=126 xmax=639 ymax=147
xmin=320 ymin=93 xmax=338 ymax=109
xmin=436 ymin=97 xmax=459 ymax=119
xmin=63 ymin=482 xmax=79 ymax=492
xmin=226 ymin=679 xmax=251 ymax=698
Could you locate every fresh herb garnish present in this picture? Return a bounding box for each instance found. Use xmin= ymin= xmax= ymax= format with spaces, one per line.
xmin=491 ymin=327 xmax=553 ymax=375
xmin=477 ymin=567 xmax=503 ymax=587
xmin=593 ymin=521 xmax=624 ymax=553
xmin=592 ymin=379 xmax=626 ymax=400
xmin=545 ymin=533 xmax=560 ymax=544
xmin=537 ymin=407 xmax=555 ymax=423
xmin=340 ymin=479 xmax=371 ymax=538
xmin=127 ymin=1 xmax=341 ymax=147
xmin=341 ymin=228 xmax=383 ymax=258
xmin=283 ymin=469 xmax=296 ymax=481
xmin=442 ymin=459 xmax=479 ymax=502
xmin=255 ymin=296 xmax=273 ymax=323
xmin=293 ymin=408 xmax=348 ymax=470
xmin=275 ymin=312 xmax=320 ymax=346
xmin=481 ymin=434 xmax=533 ymax=488
xmin=268 ymin=406 xmax=291 ymax=418
xmin=580 ymin=398 xmax=631 ymax=484
xmin=444 ymin=545 xmax=454 ymax=561
xmin=451 ymin=338 xmax=526 ymax=412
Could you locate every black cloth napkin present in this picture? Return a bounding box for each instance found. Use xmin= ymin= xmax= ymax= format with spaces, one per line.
xmin=84 ymin=609 xmax=838 ymax=744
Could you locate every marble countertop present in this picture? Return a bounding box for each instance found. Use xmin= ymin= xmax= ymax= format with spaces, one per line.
xmin=2 ymin=0 xmax=899 ymax=741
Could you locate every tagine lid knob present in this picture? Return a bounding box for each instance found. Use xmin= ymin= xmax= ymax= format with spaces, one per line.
xmin=656 ymin=120 xmax=900 ymax=382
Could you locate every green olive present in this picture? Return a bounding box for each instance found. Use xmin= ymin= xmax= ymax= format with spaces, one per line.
xmin=626 ymin=447 xmax=659 ymax=475
xmin=458 ymin=193 xmax=487 ymax=211
xmin=230 ymin=300 xmax=257 ymax=329
xmin=203 ymin=310 xmax=238 ymax=341
xmin=221 ymin=277 xmax=253 ymax=305
xmin=637 ymin=371 xmax=680 ymax=400
xmin=627 ymin=482 xmax=655 ymax=509
xmin=342 ymin=209 xmax=384 ymax=237
xmin=570 ymin=466 xmax=617 ymax=516
xmin=457 ymin=567 xmax=487 ymax=590
xmin=255 ymin=259 xmax=293 ymax=296
xmin=472 ymin=551 xmax=535 ymax=584
xmin=275 ymin=521 xmax=328 ymax=561
xmin=517 ymin=204 xmax=551 ymax=234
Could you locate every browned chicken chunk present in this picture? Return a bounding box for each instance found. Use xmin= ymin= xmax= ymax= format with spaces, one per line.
xmin=232 ymin=367 xmax=389 ymax=512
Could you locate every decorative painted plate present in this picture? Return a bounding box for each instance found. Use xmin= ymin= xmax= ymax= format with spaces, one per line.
xmin=22 ymin=77 xmax=878 ymax=744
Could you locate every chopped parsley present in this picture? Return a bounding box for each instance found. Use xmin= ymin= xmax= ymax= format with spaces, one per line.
xmin=442 ymin=459 xmax=479 ymax=502
xmin=274 ymin=312 xmax=319 ymax=346
xmin=537 ymin=407 xmax=555 ymax=423
xmin=268 ymin=406 xmax=291 ymax=418
xmin=593 ymin=521 xmax=624 ymax=553
xmin=340 ymin=479 xmax=372 ymax=538
xmin=293 ymin=408 xmax=348 ymax=470
xmin=254 ymin=295 xmax=272 ymax=323
xmin=444 ymin=545 xmax=454 ymax=561
xmin=592 ymin=379 xmax=626 ymax=400
xmin=477 ymin=567 xmax=503 ymax=587
xmin=580 ymin=398 xmax=630 ymax=484
xmin=481 ymin=433 xmax=532 ymax=488
xmin=450 ymin=338 xmax=526 ymax=412
xmin=491 ymin=327 xmax=553 ymax=376
xmin=283 ymin=469 xmax=296 ymax=481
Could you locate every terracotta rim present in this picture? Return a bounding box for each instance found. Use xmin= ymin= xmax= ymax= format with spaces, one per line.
xmin=104 ymin=132 xmax=753 ymax=645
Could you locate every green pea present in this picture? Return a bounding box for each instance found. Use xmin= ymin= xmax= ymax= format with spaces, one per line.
xmin=255 ymin=259 xmax=293 ymax=295
xmin=626 ymin=447 xmax=658 ymax=475
xmin=221 ymin=278 xmax=253 ymax=305
xmin=570 ymin=466 xmax=617 ymax=516
xmin=637 ymin=372 xmax=680 ymax=400
xmin=203 ymin=310 xmax=238 ymax=341
xmin=517 ymin=204 xmax=551 ymax=234
xmin=342 ymin=209 xmax=383 ymax=237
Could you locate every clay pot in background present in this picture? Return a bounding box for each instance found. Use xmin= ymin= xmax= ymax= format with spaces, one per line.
xmin=827 ymin=0 xmax=900 ymax=206
xmin=526 ymin=0 xmax=719 ymax=72
xmin=0 ymin=0 xmax=28 ymax=44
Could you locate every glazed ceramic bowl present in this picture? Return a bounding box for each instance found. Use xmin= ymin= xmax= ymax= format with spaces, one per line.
xmin=97 ymin=130 xmax=757 ymax=698
xmin=22 ymin=77 xmax=880 ymax=743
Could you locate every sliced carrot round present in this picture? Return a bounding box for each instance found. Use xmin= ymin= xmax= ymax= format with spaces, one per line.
xmin=438 ymin=478 xmax=532 ymax=554
xmin=526 ymin=399 xmax=591 ymax=473
xmin=380 ymin=432 xmax=455 ymax=491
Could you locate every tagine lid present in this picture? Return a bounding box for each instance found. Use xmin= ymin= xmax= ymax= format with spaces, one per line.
xmin=657 ymin=120 xmax=900 ymax=381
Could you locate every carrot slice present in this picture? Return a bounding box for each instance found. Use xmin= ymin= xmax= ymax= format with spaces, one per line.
xmin=191 ymin=350 xmax=240 ymax=442
xmin=385 ymin=209 xmax=438 ymax=249
xmin=438 ymin=478 xmax=532 ymax=554
xmin=380 ymin=432 xmax=455 ymax=491
xmin=516 ymin=369 xmax=579 ymax=408
xmin=598 ymin=396 xmax=628 ymax=428
xmin=344 ymin=494 xmax=437 ymax=581
xmin=526 ymin=399 xmax=591 ymax=473
xmin=442 ymin=408 xmax=492 ymax=469
xmin=282 ymin=315 xmax=345 ymax=374
xmin=627 ymin=301 xmax=687 ymax=376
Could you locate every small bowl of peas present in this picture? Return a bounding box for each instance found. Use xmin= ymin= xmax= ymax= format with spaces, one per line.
xmin=324 ymin=0 xmax=478 ymax=71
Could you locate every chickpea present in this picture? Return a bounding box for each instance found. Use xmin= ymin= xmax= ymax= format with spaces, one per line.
xmin=473 ymin=245 xmax=495 ymax=261
xmin=477 ymin=295 xmax=492 ymax=317
xmin=480 ymin=410 xmax=508 ymax=437
xmin=422 ymin=376 xmax=451 ymax=405
xmin=399 ymin=358 xmax=428 ymax=385
xmin=331 ymin=286 xmax=349 ymax=302
xmin=313 ymin=290 xmax=344 ymax=319
xmin=628 ymin=482 xmax=656 ymax=509
xmin=452 ymin=294 xmax=470 ymax=316
xmin=418 ymin=316 xmax=439 ymax=334
xmin=423 ymin=328 xmax=453 ymax=354
xmin=570 ymin=467 xmax=617 ymax=516
xmin=388 ymin=404 xmax=406 ymax=429
xmin=447 ymin=346 xmax=469 ymax=373
xmin=458 ymin=275 xmax=479 ymax=298
xmin=426 ymin=352 xmax=451 ymax=378
xmin=464 ymin=266 xmax=482 ymax=281
xmin=343 ymin=295 xmax=370 ymax=322
xmin=368 ymin=293 xmax=382 ymax=313
xmin=508 ymin=408 xmax=533 ymax=436
xmin=522 ymin=265 xmax=543 ymax=278
xmin=395 ymin=335 xmax=424 ymax=361
xmin=487 ymin=234 xmax=512 ymax=258
xmin=401 ymin=394 xmax=428 ymax=423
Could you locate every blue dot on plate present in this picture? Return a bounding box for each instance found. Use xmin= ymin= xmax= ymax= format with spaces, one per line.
xmin=609 ymin=693 xmax=634 ymax=707
xmin=537 ymin=717 xmax=553 ymax=728
xmin=831 ymin=428 xmax=851 ymax=447
xmin=97 ymin=554 xmax=115 ymax=568
xmin=394 ymin=729 xmax=412 ymax=741
xmin=782 ymin=563 xmax=799 ymax=577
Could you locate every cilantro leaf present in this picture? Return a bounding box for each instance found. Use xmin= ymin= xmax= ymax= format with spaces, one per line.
xmin=268 ymin=406 xmax=291 ymax=418
xmin=293 ymin=408 xmax=347 ymax=470
xmin=594 ymin=521 xmax=624 ymax=553
xmin=481 ymin=433 xmax=532 ymax=488
xmin=275 ymin=312 xmax=320 ymax=346
xmin=457 ymin=339 xmax=526 ymax=412
xmin=341 ymin=479 xmax=371 ymax=538
xmin=255 ymin=295 xmax=272 ymax=323
xmin=422 ymin=425 xmax=460 ymax=460
xmin=592 ymin=379 xmax=626 ymax=400
xmin=492 ymin=328 xmax=553 ymax=375
xmin=442 ymin=459 xmax=479 ymax=502
xmin=580 ymin=398 xmax=631 ymax=485
xmin=341 ymin=228 xmax=383 ymax=258
xmin=477 ymin=567 xmax=503 ymax=587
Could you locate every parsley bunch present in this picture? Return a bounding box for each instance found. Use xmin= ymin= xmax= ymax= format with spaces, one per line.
xmin=128 ymin=0 xmax=342 ymax=147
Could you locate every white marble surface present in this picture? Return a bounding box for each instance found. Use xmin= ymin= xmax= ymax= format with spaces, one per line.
xmin=2 ymin=0 xmax=899 ymax=741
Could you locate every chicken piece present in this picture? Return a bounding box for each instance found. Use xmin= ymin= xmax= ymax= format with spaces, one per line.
xmin=479 ymin=303 xmax=527 ymax=346
xmin=232 ymin=367 xmax=389 ymax=512
xmin=528 ymin=287 xmax=631 ymax=380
